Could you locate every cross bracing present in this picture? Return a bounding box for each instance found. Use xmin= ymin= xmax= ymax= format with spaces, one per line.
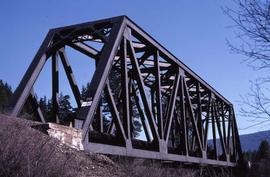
xmin=9 ymin=16 xmax=243 ymax=168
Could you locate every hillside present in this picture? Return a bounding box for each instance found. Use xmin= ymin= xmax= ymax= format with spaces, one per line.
xmin=208 ymin=130 xmax=270 ymax=152
xmin=0 ymin=114 xmax=196 ymax=177
xmin=0 ymin=114 xmax=125 ymax=177
xmin=239 ymin=130 xmax=270 ymax=152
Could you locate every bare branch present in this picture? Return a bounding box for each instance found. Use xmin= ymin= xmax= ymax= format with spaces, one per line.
xmin=238 ymin=79 xmax=270 ymax=128
xmin=225 ymin=0 xmax=270 ymax=70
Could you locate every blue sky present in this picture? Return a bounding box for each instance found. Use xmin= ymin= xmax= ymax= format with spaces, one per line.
xmin=0 ymin=0 xmax=267 ymax=135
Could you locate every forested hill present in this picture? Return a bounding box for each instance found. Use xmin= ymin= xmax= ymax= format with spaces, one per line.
xmin=208 ymin=130 xmax=270 ymax=152
xmin=240 ymin=130 xmax=270 ymax=152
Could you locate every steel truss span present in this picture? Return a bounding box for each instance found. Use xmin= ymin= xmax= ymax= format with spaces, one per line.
xmin=9 ymin=16 xmax=243 ymax=168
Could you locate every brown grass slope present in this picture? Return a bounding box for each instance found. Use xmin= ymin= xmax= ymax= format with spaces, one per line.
xmin=0 ymin=114 xmax=198 ymax=177
xmin=0 ymin=114 xmax=125 ymax=177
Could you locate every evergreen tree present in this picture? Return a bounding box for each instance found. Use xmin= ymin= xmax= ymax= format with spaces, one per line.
xmin=243 ymin=150 xmax=257 ymax=162
xmin=249 ymin=140 xmax=270 ymax=177
xmin=39 ymin=96 xmax=48 ymax=114
xmin=81 ymin=80 xmax=142 ymax=138
xmin=256 ymin=140 xmax=270 ymax=160
xmin=0 ymin=80 xmax=12 ymax=112
xmin=58 ymin=93 xmax=73 ymax=122
xmin=81 ymin=82 xmax=91 ymax=101
xmin=36 ymin=93 xmax=73 ymax=123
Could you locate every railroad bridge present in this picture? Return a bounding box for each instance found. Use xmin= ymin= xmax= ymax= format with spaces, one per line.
xmin=9 ymin=16 xmax=243 ymax=175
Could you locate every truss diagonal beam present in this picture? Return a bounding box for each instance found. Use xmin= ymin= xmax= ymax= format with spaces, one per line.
xmin=59 ymin=48 xmax=82 ymax=108
xmin=127 ymin=36 xmax=160 ymax=141
xmin=183 ymin=78 xmax=203 ymax=153
xmin=78 ymin=17 xmax=126 ymax=140
xmin=164 ymin=71 xmax=180 ymax=143
xmin=9 ymin=30 xmax=55 ymax=116
xmin=105 ymin=82 xmax=127 ymax=141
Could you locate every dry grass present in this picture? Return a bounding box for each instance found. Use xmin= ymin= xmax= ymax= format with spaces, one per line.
xmin=114 ymin=157 xmax=197 ymax=177
xmin=0 ymin=114 xmax=233 ymax=177
xmin=0 ymin=114 xmax=125 ymax=177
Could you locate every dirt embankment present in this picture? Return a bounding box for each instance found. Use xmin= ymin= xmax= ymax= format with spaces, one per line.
xmin=0 ymin=114 xmax=197 ymax=177
xmin=0 ymin=114 xmax=125 ymax=177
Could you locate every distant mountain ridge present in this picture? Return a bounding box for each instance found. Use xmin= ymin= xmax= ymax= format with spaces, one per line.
xmin=208 ymin=130 xmax=270 ymax=152
xmin=239 ymin=130 xmax=270 ymax=152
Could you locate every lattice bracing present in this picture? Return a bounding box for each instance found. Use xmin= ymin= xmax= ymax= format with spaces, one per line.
xmin=9 ymin=16 xmax=243 ymax=168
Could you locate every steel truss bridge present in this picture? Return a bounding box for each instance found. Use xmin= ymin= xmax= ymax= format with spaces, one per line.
xmin=9 ymin=16 xmax=243 ymax=174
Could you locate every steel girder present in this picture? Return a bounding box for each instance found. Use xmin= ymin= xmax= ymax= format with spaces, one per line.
xmin=9 ymin=16 xmax=243 ymax=168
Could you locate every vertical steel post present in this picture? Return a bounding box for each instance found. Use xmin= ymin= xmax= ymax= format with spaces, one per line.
xmin=52 ymin=52 xmax=59 ymax=123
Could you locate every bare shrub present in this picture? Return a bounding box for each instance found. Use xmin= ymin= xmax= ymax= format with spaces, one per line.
xmin=114 ymin=157 xmax=197 ymax=177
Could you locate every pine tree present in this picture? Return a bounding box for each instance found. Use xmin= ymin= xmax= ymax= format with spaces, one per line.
xmin=58 ymin=93 xmax=73 ymax=122
xmin=250 ymin=140 xmax=270 ymax=177
xmin=81 ymin=81 xmax=142 ymax=138
xmin=0 ymin=80 xmax=12 ymax=113
xmin=256 ymin=140 xmax=270 ymax=160
xmin=39 ymin=96 xmax=48 ymax=114
xmin=35 ymin=93 xmax=74 ymax=123
xmin=81 ymin=82 xmax=91 ymax=100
